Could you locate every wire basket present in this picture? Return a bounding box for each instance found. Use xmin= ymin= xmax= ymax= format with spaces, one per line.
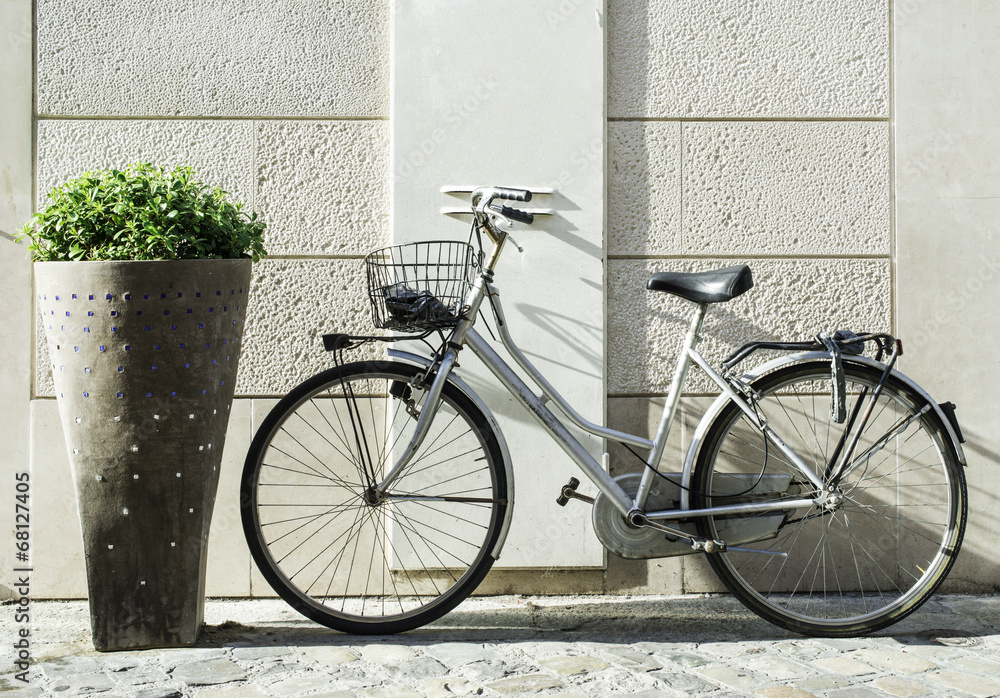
xmin=365 ymin=241 xmax=479 ymax=333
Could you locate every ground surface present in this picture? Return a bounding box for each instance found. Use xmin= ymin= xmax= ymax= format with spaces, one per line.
xmin=3 ymin=595 xmax=1000 ymax=697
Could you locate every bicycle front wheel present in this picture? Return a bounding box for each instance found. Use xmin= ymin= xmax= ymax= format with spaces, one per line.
xmin=693 ymin=360 xmax=966 ymax=637
xmin=241 ymin=360 xmax=508 ymax=634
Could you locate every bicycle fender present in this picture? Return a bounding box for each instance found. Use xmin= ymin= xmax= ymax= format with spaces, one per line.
xmin=679 ymin=351 xmax=967 ymax=511
xmin=387 ymin=348 xmax=515 ymax=560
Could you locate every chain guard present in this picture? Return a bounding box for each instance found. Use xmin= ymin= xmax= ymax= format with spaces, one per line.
xmin=592 ymin=473 xmax=698 ymax=559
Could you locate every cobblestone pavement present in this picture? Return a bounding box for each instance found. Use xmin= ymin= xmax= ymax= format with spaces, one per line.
xmin=3 ymin=595 xmax=1000 ymax=697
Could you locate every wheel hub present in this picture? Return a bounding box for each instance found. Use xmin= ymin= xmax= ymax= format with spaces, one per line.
xmin=818 ymin=488 xmax=845 ymax=512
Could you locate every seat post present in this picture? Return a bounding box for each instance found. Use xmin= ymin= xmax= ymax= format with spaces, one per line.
xmin=635 ymin=302 xmax=708 ymax=510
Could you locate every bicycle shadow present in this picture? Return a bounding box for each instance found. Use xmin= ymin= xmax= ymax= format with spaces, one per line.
xmin=198 ymin=595 xmax=999 ymax=649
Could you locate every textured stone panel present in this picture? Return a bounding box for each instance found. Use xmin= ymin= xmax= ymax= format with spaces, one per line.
xmin=36 ymin=120 xmax=254 ymax=208
xmin=36 ymin=0 xmax=388 ymax=117
xmin=237 ymin=259 xmax=382 ymax=396
xmin=256 ymin=121 xmax=389 ymax=256
xmin=608 ymin=0 xmax=889 ymax=118
xmin=608 ymin=258 xmax=891 ymax=394
xmin=682 ymin=122 xmax=890 ymax=256
xmin=608 ymin=121 xmax=681 ymax=256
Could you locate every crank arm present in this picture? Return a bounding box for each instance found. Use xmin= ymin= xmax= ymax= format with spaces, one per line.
xmin=631 ymin=511 xmax=788 ymax=557
xmin=628 ymin=511 xmax=722 ymax=553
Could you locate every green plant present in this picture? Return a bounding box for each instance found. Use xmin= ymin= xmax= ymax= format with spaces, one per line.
xmin=17 ymin=163 xmax=267 ymax=262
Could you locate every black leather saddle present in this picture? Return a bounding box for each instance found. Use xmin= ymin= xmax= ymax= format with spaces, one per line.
xmin=646 ymin=265 xmax=753 ymax=304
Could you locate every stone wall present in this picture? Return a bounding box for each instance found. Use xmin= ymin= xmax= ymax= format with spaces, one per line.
xmin=603 ymin=0 xmax=891 ymax=592
xmin=6 ymin=1 xmax=995 ymax=598
xmin=28 ymin=0 xmax=389 ymax=597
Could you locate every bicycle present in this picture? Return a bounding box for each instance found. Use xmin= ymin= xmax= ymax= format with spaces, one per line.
xmin=240 ymin=186 xmax=968 ymax=638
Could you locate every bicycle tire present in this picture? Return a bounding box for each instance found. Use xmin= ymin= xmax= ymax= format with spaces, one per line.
xmin=692 ymin=359 xmax=966 ymax=637
xmin=241 ymin=360 xmax=508 ymax=634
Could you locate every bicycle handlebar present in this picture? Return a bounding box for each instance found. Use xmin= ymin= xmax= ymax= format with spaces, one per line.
xmin=489 ymin=203 xmax=534 ymax=225
xmin=492 ymin=187 xmax=532 ymax=203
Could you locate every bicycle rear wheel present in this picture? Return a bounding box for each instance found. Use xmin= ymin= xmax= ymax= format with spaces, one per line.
xmin=693 ymin=360 xmax=966 ymax=637
xmin=241 ymin=361 xmax=508 ymax=634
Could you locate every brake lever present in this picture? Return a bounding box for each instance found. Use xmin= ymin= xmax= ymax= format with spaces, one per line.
xmin=487 ymin=212 xmax=524 ymax=252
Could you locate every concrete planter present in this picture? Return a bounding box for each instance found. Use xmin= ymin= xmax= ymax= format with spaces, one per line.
xmin=35 ymin=259 xmax=252 ymax=651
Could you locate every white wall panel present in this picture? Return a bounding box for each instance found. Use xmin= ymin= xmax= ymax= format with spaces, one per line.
xmin=392 ymin=1 xmax=607 ymax=568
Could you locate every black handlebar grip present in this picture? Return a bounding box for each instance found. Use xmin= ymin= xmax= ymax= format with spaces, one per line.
xmin=493 ymin=187 xmax=532 ymax=202
xmin=489 ymin=203 xmax=534 ymax=225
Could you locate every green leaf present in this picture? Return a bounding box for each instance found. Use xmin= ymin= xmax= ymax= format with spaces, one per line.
xmin=19 ymin=163 xmax=267 ymax=262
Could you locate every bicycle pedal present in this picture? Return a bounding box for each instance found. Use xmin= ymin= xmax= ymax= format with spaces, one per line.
xmin=556 ymin=477 xmax=594 ymax=506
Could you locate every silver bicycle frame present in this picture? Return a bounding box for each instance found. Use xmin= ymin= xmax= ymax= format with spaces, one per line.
xmin=376 ymin=276 xmax=828 ymax=524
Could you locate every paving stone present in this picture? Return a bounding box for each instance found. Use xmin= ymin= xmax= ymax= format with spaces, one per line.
xmin=696 ymin=664 xmax=762 ymax=691
xmin=298 ymin=646 xmax=360 ymax=666
xmin=746 ymin=656 xmax=814 ymax=680
xmin=773 ymin=640 xmax=824 ymax=658
xmin=358 ymin=687 xmax=423 ymax=698
xmin=461 ymin=660 xmax=522 ymax=682
xmin=102 ymin=656 xmax=143 ymax=672
xmin=116 ymin=666 xmax=171 ymax=686
xmin=0 ymin=687 xmax=44 ymax=697
xmin=133 ymin=689 xmax=183 ymax=698
xmin=756 ymin=688 xmax=818 ymax=698
xmin=600 ymin=647 xmax=663 ymax=671
xmin=194 ymin=687 xmax=271 ymax=698
xmin=231 ymin=646 xmax=295 ymax=661
xmin=305 ymin=692 xmax=355 ymax=698
xmin=419 ymin=677 xmax=471 ymax=698
xmin=48 ymin=672 xmax=116 ymax=695
xmin=424 ymin=642 xmax=503 ymax=667
xmin=382 ymin=656 xmax=448 ymax=680
xmin=39 ymin=656 xmax=101 ymax=678
xmin=170 ymin=658 xmax=247 ymax=686
xmin=159 ymin=649 xmax=229 ymax=671
xmin=359 ymin=645 xmax=417 ymax=663
xmin=649 ymin=670 xmax=717 ymax=693
xmin=794 ymin=675 xmax=854 ymax=692
xmin=537 ymin=655 xmax=611 ymax=676
xmin=485 ymin=673 xmax=565 ymax=693
xmin=824 ymin=688 xmax=884 ymax=698
xmin=951 ymin=654 xmax=1000 ymax=674
xmin=658 ymin=652 xmax=711 ymax=668
xmin=853 ymin=648 xmax=936 ymax=673
xmin=812 ymin=656 xmax=877 ymax=676
xmin=871 ymin=676 xmax=933 ymax=697
xmin=927 ymin=670 xmax=1000 ymax=698
xmin=267 ymin=672 xmax=340 ymax=696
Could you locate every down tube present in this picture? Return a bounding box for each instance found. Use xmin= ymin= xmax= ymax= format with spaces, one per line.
xmin=463 ymin=329 xmax=634 ymax=516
